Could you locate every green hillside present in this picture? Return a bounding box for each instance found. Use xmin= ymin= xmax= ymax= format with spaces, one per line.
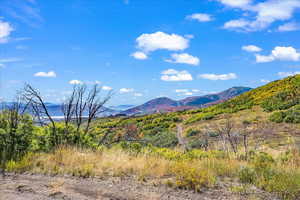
xmin=92 ymin=75 xmax=300 ymax=147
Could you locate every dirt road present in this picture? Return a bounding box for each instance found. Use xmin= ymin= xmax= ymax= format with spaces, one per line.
xmin=0 ymin=174 xmax=275 ymax=200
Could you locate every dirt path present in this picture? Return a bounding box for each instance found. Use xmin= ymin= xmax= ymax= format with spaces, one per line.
xmin=0 ymin=174 xmax=275 ymax=200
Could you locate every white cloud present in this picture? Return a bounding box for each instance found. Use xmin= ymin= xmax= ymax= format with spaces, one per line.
xmin=165 ymin=53 xmax=200 ymax=65
xmin=120 ymin=88 xmax=134 ymax=93
xmin=218 ymin=0 xmax=252 ymax=8
xmin=102 ymin=86 xmax=112 ymax=91
xmin=0 ymin=0 xmax=43 ymax=27
xmin=256 ymin=46 xmax=300 ymax=63
xmin=34 ymin=71 xmax=56 ymax=78
xmin=221 ymin=0 xmax=300 ymax=32
xmin=278 ymin=22 xmax=300 ymax=32
xmin=242 ymin=45 xmax=262 ymax=52
xmin=198 ymin=73 xmax=237 ymax=80
xmin=134 ymin=93 xmax=143 ymax=97
xmin=255 ymin=54 xmax=275 ymax=63
xmin=131 ymin=51 xmax=148 ymax=60
xmin=278 ymin=71 xmax=300 ymax=78
xmin=260 ymin=79 xmax=270 ymax=83
xmin=175 ymin=89 xmax=202 ymax=96
xmin=186 ymin=13 xmax=213 ymax=22
xmin=136 ymin=31 xmax=189 ymax=52
xmin=161 ymin=69 xmax=193 ymax=82
xmin=224 ymin=19 xmax=251 ymax=30
xmin=175 ymin=89 xmax=189 ymax=93
xmin=0 ymin=20 xmax=13 ymax=43
xmin=69 ymin=80 xmax=83 ymax=85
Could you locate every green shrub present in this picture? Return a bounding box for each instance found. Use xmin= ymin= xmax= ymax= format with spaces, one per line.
xmin=186 ymin=128 xmax=200 ymax=137
xmin=5 ymin=153 xmax=34 ymax=173
xmin=171 ymin=162 xmax=216 ymax=192
xmin=238 ymin=166 xmax=256 ymax=184
xmin=144 ymin=131 xmax=178 ymax=148
xmin=269 ymin=112 xmax=286 ymax=123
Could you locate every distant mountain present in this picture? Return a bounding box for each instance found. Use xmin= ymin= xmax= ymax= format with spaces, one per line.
xmin=0 ymin=102 xmax=118 ymax=117
xmin=109 ymin=104 xmax=136 ymax=111
xmin=121 ymin=97 xmax=184 ymax=116
xmin=121 ymin=87 xmax=252 ymax=116
xmin=180 ymin=87 xmax=252 ymax=107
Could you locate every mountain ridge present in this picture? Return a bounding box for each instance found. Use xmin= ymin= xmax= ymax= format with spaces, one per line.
xmin=121 ymin=86 xmax=252 ymax=116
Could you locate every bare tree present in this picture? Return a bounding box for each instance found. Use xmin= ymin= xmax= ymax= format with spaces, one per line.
xmin=74 ymin=85 xmax=87 ymax=134
xmin=23 ymin=84 xmax=58 ymax=146
xmin=71 ymin=84 xmax=112 ymax=145
xmin=84 ymin=85 xmax=112 ymax=135
xmin=214 ymin=117 xmax=238 ymax=154
xmin=62 ymin=88 xmax=76 ymax=128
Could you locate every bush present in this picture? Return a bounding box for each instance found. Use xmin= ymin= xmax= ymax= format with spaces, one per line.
xmin=269 ymin=106 xmax=300 ymax=124
xmin=5 ymin=153 xmax=34 ymax=173
xmin=238 ymin=166 xmax=256 ymax=184
xmin=186 ymin=128 xmax=200 ymax=137
xmin=144 ymin=131 xmax=178 ymax=148
xmin=171 ymin=162 xmax=216 ymax=192
xmin=188 ymin=139 xmax=208 ymax=149
xmin=269 ymin=111 xmax=286 ymax=123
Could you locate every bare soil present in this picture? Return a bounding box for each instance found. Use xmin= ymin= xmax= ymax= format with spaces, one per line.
xmin=0 ymin=174 xmax=276 ymax=200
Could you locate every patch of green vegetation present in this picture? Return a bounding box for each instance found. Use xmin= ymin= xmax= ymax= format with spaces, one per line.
xmin=270 ymin=105 xmax=300 ymax=124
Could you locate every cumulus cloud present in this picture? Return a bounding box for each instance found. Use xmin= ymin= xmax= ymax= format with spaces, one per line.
xmin=136 ymin=31 xmax=189 ymax=52
xmin=34 ymin=71 xmax=56 ymax=78
xmin=198 ymin=73 xmax=237 ymax=80
xmin=255 ymin=54 xmax=275 ymax=63
xmin=69 ymin=80 xmax=83 ymax=85
xmin=224 ymin=19 xmax=251 ymax=30
xmin=220 ymin=0 xmax=300 ymax=32
xmin=102 ymin=86 xmax=112 ymax=91
xmin=131 ymin=51 xmax=148 ymax=60
xmin=120 ymin=88 xmax=134 ymax=93
xmin=256 ymin=46 xmax=300 ymax=63
xmin=278 ymin=71 xmax=300 ymax=78
xmin=218 ymin=0 xmax=252 ymax=8
xmin=242 ymin=45 xmax=262 ymax=52
xmin=278 ymin=22 xmax=300 ymax=32
xmin=186 ymin=13 xmax=213 ymax=22
xmin=0 ymin=20 xmax=13 ymax=43
xmin=161 ymin=69 xmax=193 ymax=82
xmin=165 ymin=53 xmax=200 ymax=66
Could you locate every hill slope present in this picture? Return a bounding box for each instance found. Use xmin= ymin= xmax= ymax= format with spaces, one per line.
xmin=93 ymin=75 xmax=300 ymax=146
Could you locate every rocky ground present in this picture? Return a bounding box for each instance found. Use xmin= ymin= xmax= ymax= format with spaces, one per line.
xmin=0 ymin=174 xmax=277 ymax=200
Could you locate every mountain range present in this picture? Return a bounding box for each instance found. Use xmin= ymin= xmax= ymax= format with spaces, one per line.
xmin=0 ymin=86 xmax=251 ymax=117
xmin=121 ymin=87 xmax=252 ymax=116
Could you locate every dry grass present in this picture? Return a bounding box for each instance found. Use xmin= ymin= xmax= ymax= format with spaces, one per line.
xmin=28 ymin=146 xmax=172 ymax=179
xmin=6 ymin=145 xmax=300 ymax=199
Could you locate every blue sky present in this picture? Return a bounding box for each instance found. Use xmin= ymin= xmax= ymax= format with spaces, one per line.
xmin=0 ymin=0 xmax=300 ymax=106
